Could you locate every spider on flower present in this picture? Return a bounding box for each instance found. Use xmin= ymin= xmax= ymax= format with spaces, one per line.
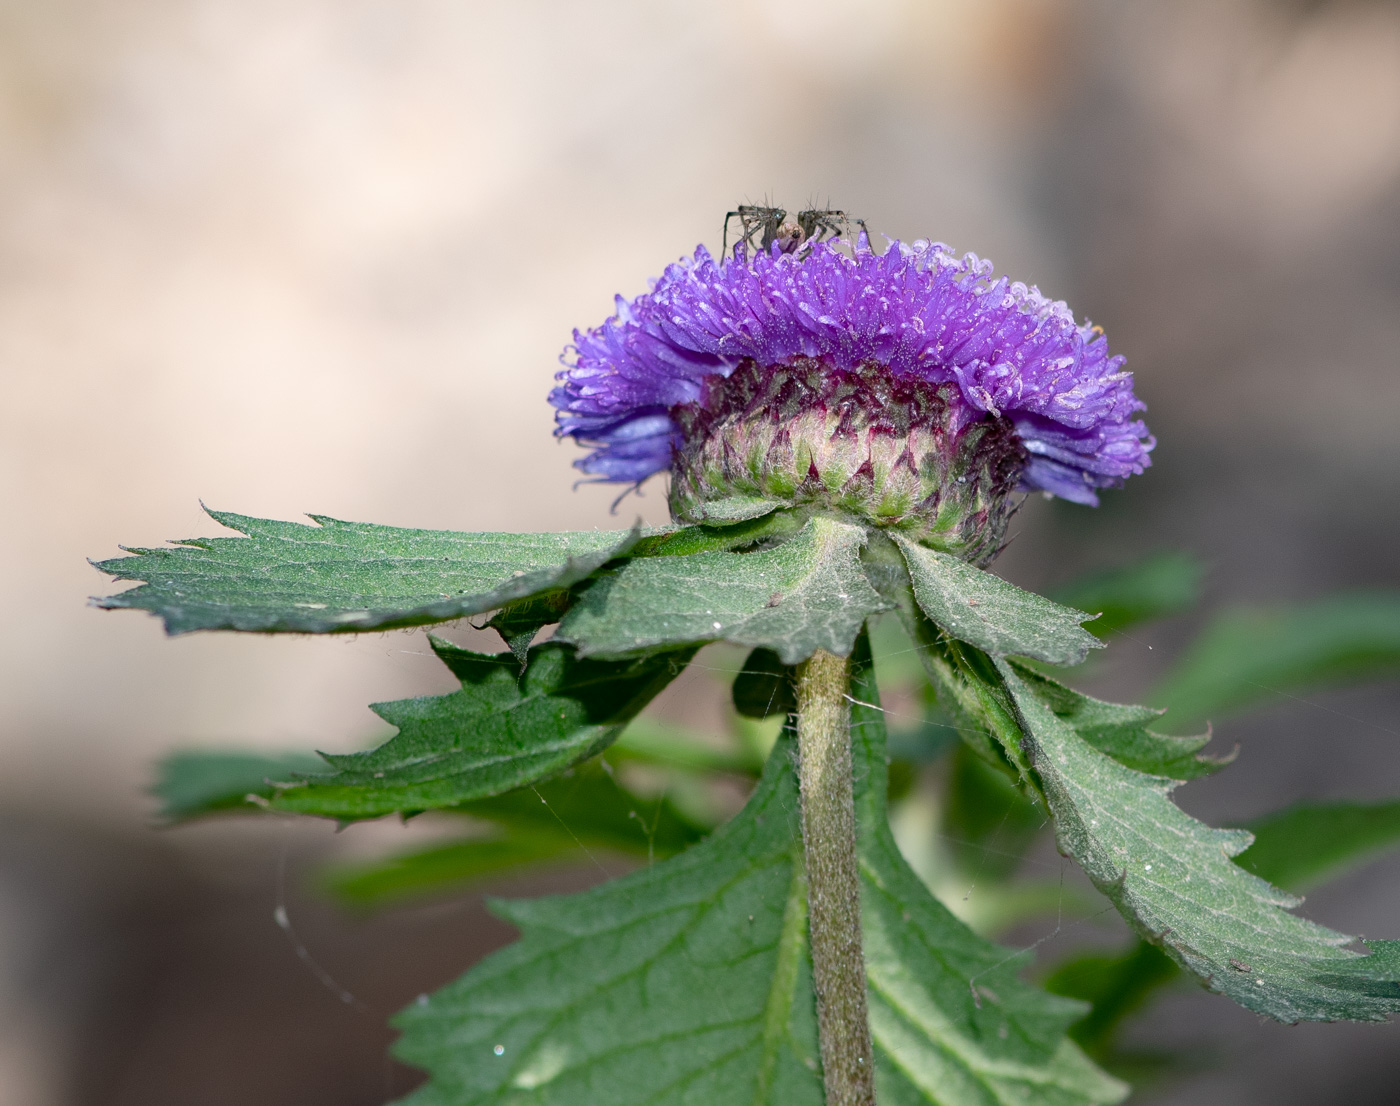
xmin=721 ymin=204 xmax=868 ymax=257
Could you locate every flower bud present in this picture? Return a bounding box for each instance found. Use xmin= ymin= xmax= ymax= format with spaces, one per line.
xmin=669 ymin=359 xmax=1026 ymax=564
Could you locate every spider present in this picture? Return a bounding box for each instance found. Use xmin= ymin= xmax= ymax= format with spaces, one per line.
xmin=722 ymin=205 xmax=868 ymax=258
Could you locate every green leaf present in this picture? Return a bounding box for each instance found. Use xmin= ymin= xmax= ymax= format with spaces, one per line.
xmin=93 ymin=508 xmax=642 ymax=635
xmin=392 ymin=636 xmax=1124 ymax=1106
xmin=271 ymin=637 xmax=692 ymax=820
xmin=1008 ymin=662 xmax=1227 ymax=781
xmin=395 ymin=741 xmax=824 ymax=1105
xmin=999 ymin=659 xmax=1400 ymax=1023
xmin=1049 ymin=552 xmax=1204 ymax=639
xmin=558 ymin=516 xmax=890 ymax=665
xmin=153 ymin=723 xmax=748 ymax=829
xmin=324 ymin=761 xmax=712 ymax=910
xmin=1153 ymin=592 xmax=1400 ymax=729
xmin=1236 ymin=799 xmax=1400 ymax=893
xmin=152 ymin=749 xmax=328 ymax=821
xmin=155 ymin=747 xmax=711 ymax=906
xmin=894 ymin=535 xmax=1102 ymax=666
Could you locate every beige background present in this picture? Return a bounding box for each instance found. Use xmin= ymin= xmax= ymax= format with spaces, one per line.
xmin=2 ymin=1 xmax=1399 ymax=1103
xmin=2 ymin=0 xmax=1086 ymax=816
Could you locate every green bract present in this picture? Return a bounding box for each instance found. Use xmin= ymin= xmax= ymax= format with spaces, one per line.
xmin=668 ymin=364 xmax=1028 ymax=564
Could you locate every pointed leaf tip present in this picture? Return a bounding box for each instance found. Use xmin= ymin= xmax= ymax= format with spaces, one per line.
xmin=896 ymin=536 xmax=1102 ymax=666
xmin=91 ymin=510 xmax=643 ymax=635
xmin=999 ymin=659 xmax=1400 ymax=1023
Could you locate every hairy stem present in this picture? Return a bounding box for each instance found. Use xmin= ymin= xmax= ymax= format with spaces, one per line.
xmin=795 ymin=648 xmax=876 ymax=1106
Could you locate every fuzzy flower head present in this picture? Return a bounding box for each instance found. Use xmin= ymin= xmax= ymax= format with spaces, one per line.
xmin=552 ymin=235 xmax=1153 ymax=561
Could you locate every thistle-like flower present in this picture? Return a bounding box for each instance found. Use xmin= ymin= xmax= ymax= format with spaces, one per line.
xmin=552 ymin=233 xmax=1152 ymax=563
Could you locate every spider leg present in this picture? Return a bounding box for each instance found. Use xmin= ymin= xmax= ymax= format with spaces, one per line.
xmin=797 ymin=209 xmax=849 ymax=246
xmin=761 ymin=207 xmax=786 ymax=252
xmin=723 ymin=211 xmax=741 ymax=257
xmin=728 ymin=208 xmax=757 ymax=257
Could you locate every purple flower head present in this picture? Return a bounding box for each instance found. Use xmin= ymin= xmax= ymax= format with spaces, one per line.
xmin=551 ymin=237 xmax=1152 ymax=511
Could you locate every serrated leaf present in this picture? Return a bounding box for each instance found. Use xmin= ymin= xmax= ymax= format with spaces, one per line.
xmin=324 ymin=762 xmax=711 ymax=910
xmin=271 ymin=637 xmax=692 ymax=820
xmin=93 ymin=508 xmax=643 ymax=635
xmin=1049 ymin=553 xmax=1204 ymax=639
xmin=392 ymin=636 xmax=1124 ymax=1106
xmin=152 ymin=749 xmax=328 ymax=820
xmin=1237 ymin=799 xmax=1400 ymax=893
xmin=1008 ymin=662 xmax=1226 ymax=781
xmin=998 ymin=660 xmax=1400 ymax=1023
xmin=558 ymin=516 xmax=890 ymax=665
xmin=895 ymin=535 xmax=1102 ymax=666
xmin=1153 ymin=592 xmax=1400 ymax=729
xmin=395 ymin=745 xmax=824 ymax=1106
xmin=155 ymin=746 xmax=710 ymax=905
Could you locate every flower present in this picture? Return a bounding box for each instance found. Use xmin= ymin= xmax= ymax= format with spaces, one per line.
xmin=552 ymin=236 xmax=1153 ymax=558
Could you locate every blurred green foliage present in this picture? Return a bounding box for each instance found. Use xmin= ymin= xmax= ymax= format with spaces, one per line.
xmin=1237 ymin=798 xmax=1400 ymax=893
xmin=1153 ymin=593 xmax=1400 ymax=730
xmin=1049 ymin=551 xmax=1204 ymax=639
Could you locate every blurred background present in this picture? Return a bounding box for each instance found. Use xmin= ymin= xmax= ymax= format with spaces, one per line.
xmin=2 ymin=0 xmax=1399 ymax=1102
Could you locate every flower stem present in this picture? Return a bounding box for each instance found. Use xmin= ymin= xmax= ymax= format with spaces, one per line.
xmin=795 ymin=648 xmax=876 ymax=1106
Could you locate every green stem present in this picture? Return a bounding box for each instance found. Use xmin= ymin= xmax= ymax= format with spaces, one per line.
xmin=795 ymin=648 xmax=876 ymax=1106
